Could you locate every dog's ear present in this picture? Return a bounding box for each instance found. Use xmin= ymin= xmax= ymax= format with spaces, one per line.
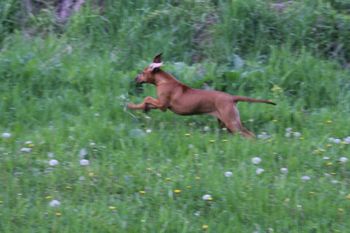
xmin=149 ymin=62 xmax=163 ymax=72
xmin=153 ymin=53 xmax=162 ymax=63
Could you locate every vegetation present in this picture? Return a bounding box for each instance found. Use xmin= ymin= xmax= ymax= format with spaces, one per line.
xmin=1 ymin=0 xmax=350 ymax=232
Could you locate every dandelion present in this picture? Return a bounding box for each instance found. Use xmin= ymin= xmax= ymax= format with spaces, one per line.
xmin=280 ymin=167 xmax=288 ymax=174
xmin=301 ymin=175 xmax=311 ymax=181
xmin=174 ymin=189 xmax=182 ymax=194
xmin=79 ymin=159 xmax=90 ymax=166
xmin=202 ymin=194 xmax=213 ymax=201
xmin=139 ymin=190 xmax=146 ymax=195
xmin=20 ymin=147 xmax=32 ymax=153
xmin=346 ymin=194 xmax=350 ymax=200
xmin=251 ymin=157 xmax=262 ymax=165
xmin=224 ymin=171 xmax=233 ymax=177
xmin=49 ymin=199 xmax=61 ymax=207
xmin=202 ymin=224 xmax=209 ymax=230
xmin=49 ymin=159 xmax=59 ymax=166
xmin=1 ymin=132 xmax=11 ymax=139
xmin=339 ymin=157 xmax=348 ymax=163
xmin=256 ymin=168 xmax=265 ymax=175
xmin=55 ymin=212 xmax=62 ymax=216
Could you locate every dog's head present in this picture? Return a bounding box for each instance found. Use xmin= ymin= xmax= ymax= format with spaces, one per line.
xmin=135 ymin=53 xmax=163 ymax=85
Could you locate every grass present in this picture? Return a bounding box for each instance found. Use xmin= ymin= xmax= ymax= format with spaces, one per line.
xmin=1 ymin=0 xmax=350 ymax=232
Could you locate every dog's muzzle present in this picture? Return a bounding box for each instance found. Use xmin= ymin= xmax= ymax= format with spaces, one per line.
xmin=135 ymin=75 xmax=145 ymax=85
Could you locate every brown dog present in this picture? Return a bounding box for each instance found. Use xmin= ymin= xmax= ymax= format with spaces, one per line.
xmin=127 ymin=54 xmax=275 ymax=138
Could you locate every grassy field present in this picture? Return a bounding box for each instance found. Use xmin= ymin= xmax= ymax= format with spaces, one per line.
xmin=1 ymin=0 xmax=350 ymax=232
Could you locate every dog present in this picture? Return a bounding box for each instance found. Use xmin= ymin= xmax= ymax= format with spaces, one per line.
xmin=127 ymin=54 xmax=275 ymax=138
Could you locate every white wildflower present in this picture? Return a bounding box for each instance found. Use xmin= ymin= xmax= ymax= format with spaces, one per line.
xmin=293 ymin=132 xmax=301 ymax=138
xmin=49 ymin=199 xmax=61 ymax=207
xmin=323 ymin=156 xmax=330 ymax=160
xmin=285 ymin=128 xmax=293 ymax=133
xmin=79 ymin=148 xmax=88 ymax=158
xmin=251 ymin=157 xmax=262 ymax=165
xmin=301 ymin=175 xmax=311 ymax=181
xmin=280 ymin=167 xmax=288 ymax=174
xmin=49 ymin=159 xmax=59 ymax=166
xmin=20 ymin=147 xmax=32 ymax=153
xmin=284 ymin=132 xmax=291 ymax=138
xmin=257 ymin=132 xmax=270 ymax=139
xmin=224 ymin=171 xmax=233 ymax=177
xmin=333 ymin=138 xmax=341 ymax=144
xmin=256 ymin=168 xmax=265 ymax=175
xmin=2 ymin=132 xmax=11 ymax=139
xmin=339 ymin=157 xmax=348 ymax=163
xmin=203 ymin=126 xmax=210 ymax=132
xmin=145 ymin=129 xmax=152 ymax=133
xmin=80 ymin=159 xmax=90 ymax=166
xmin=329 ymin=137 xmax=341 ymax=144
xmin=343 ymin=137 xmax=350 ymax=144
xmin=202 ymin=194 xmax=213 ymax=201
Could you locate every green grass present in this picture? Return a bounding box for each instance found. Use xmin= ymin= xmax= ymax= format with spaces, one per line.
xmin=1 ymin=35 xmax=350 ymax=232
xmin=1 ymin=0 xmax=350 ymax=232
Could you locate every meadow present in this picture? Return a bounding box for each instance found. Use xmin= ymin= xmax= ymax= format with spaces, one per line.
xmin=1 ymin=0 xmax=350 ymax=232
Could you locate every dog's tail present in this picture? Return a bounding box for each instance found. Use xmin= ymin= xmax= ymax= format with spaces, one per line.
xmin=233 ymin=96 xmax=276 ymax=105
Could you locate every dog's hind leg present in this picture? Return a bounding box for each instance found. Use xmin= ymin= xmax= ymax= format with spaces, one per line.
xmin=216 ymin=104 xmax=255 ymax=138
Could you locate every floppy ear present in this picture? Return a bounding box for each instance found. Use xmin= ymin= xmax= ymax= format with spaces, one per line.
xmin=153 ymin=53 xmax=162 ymax=63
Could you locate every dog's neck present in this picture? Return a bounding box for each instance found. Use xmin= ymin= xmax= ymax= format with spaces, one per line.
xmin=154 ymin=70 xmax=181 ymax=86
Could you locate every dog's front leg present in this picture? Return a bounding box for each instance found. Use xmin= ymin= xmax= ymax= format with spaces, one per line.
xmin=127 ymin=96 xmax=168 ymax=112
